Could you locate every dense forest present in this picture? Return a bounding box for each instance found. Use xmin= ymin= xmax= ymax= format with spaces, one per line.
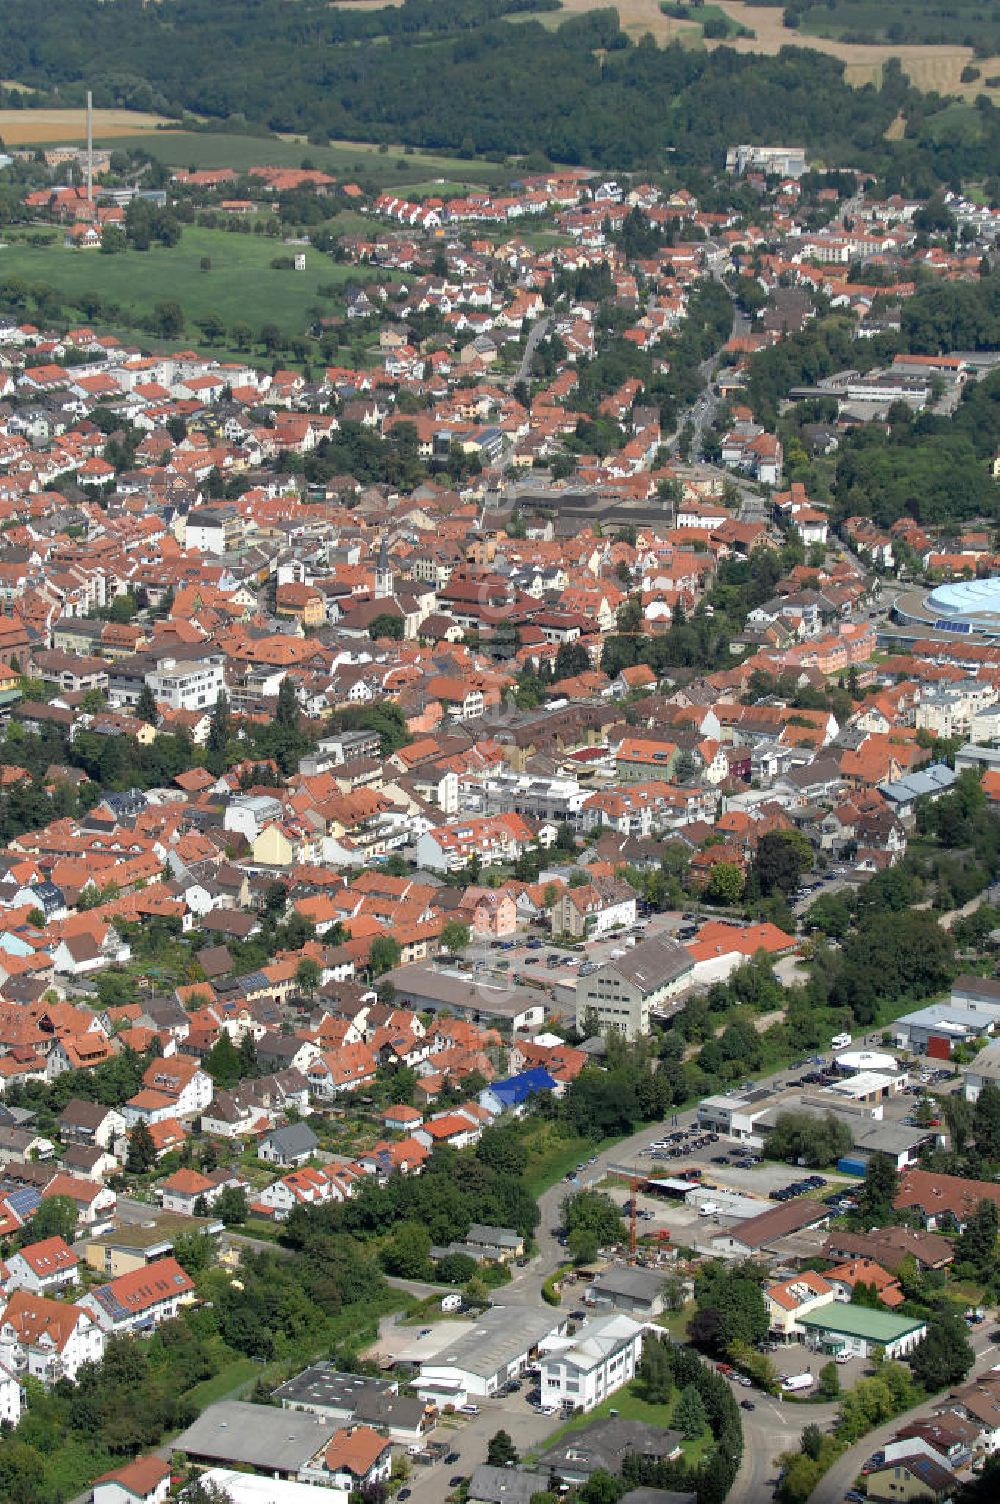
xmin=0 ymin=0 xmax=926 ymax=170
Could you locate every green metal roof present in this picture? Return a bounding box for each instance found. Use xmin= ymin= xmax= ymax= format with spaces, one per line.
xmin=797 ymin=1306 xmax=926 ymax=1342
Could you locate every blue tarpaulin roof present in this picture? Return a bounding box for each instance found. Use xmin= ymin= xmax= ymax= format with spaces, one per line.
xmin=489 ymin=1068 xmax=557 ymax=1105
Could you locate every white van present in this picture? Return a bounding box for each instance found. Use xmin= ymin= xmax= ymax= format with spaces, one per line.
xmin=698 ymin=1201 xmax=720 ymax=1217
xmin=781 ymin=1373 xmax=815 ymax=1392
xmin=831 ymin=1032 xmax=852 ymax=1050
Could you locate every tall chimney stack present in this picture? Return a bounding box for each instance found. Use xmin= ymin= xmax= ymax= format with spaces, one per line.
xmin=86 ymin=90 xmax=93 ymax=205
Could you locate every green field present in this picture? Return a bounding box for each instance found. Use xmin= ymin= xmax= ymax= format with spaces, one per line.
xmin=0 ymin=225 xmax=375 ymax=347
xmin=522 ymin=1125 xmax=627 ymax=1198
xmin=184 ymin=1356 xmax=260 ymax=1409
xmin=97 ymin=129 xmax=513 ymax=191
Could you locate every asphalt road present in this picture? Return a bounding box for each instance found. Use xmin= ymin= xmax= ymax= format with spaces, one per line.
xmin=514 ymin=316 xmax=551 ymax=385
xmin=735 ymin=1391 xmax=839 ymax=1504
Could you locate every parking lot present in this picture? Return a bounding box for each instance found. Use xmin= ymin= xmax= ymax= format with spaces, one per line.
xmin=459 ymin=910 xmax=701 ymax=998
xmin=401 ymin=1387 xmax=566 ymax=1504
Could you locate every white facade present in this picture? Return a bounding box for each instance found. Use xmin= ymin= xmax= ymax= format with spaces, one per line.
xmin=0 ymin=1298 xmax=104 ymax=1384
xmin=539 ymin=1314 xmax=644 ymax=1413
xmin=146 ymin=655 xmax=226 ymax=711
xmin=4 ymin=1243 xmax=79 ymax=1297
xmin=0 ymin=1362 xmax=20 ymax=1426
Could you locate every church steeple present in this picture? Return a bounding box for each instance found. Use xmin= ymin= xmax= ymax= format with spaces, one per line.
xmin=374 ymin=534 xmax=393 ymax=599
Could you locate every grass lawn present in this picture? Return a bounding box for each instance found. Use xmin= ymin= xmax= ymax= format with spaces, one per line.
xmin=656 ymin=1299 xmax=696 ymax=1341
xmin=96 ymin=129 xmax=513 ymax=191
xmin=0 ymin=225 xmax=372 ymax=345
xmin=522 ymin=1125 xmax=625 ymax=1199
xmin=184 ymin=1356 xmax=260 ymax=1408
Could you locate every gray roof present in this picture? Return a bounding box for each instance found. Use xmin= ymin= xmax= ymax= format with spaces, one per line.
xmin=273 ymin=1364 xmax=394 ymax=1415
xmin=966 ymin=1039 xmax=1000 ymax=1081
xmin=538 ymin=1418 xmax=682 ymax=1479
xmin=263 ymin=1122 xmax=319 ymax=1157
xmin=603 ymin=935 xmax=693 ymax=993
xmin=354 ymin=1391 xmax=426 ymax=1432
xmin=883 ymin=763 xmax=957 ymax=803
xmin=468 ymin=1465 xmax=551 ymax=1504
xmin=418 ymin=1304 xmax=563 ymax=1382
xmin=588 ymin=1266 xmax=666 ymax=1302
xmin=466 ymin=1224 xmax=521 ymax=1248
xmin=621 ymin=1492 xmax=697 ymax=1504
xmin=173 ymin=1400 xmax=337 ymax=1473
xmin=384 ymin=963 xmax=543 ymax=1020
xmin=853 ymin=1122 xmax=934 ymax=1156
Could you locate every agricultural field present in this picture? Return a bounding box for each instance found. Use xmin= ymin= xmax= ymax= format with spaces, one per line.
xmin=94 ymin=128 xmax=513 ymax=191
xmin=506 ymin=0 xmax=1000 ymax=97
xmin=711 ymin=1 xmax=1000 ymax=98
xmin=0 ymin=108 xmax=174 ymax=144
xmin=0 ymin=224 xmax=374 ymax=350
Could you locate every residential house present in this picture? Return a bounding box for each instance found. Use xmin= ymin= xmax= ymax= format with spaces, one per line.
xmin=259 ymin=1122 xmax=320 ymax=1167
xmin=79 ymin=1256 xmax=196 ymax=1334
xmin=764 ymin=1272 xmax=836 ymax=1340
xmin=93 ymin=1458 xmax=172 ymax=1504
xmin=315 ymin=1427 xmax=393 ymax=1493
xmin=0 ymin=1291 xmax=104 ymax=1383
xmin=3 ymin=1236 xmax=80 ymax=1296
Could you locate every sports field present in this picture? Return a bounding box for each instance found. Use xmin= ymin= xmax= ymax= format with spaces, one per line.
xmin=0 ymin=109 xmax=174 ymax=144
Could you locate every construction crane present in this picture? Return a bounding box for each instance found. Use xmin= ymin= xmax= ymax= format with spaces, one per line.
xmin=607 ymin=1163 xmax=645 ymax=1263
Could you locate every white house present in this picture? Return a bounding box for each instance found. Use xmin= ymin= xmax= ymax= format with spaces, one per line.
xmin=3 ymin=1236 xmax=80 ymax=1297
xmin=93 ymin=1457 xmax=172 ymax=1504
xmin=143 ymin=1058 xmax=214 ymax=1118
xmin=255 ymin=1166 xmax=353 ymax=1221
xmin=312 ymin=1426 xmax=393 ymax=1493
xmin=764 ymin=1272 xmax=837 ymax=1341
xmin=0 ymin=1359 xmax=21 ymax=1427
xmin=143 ymin=655 xmax=226 ymax=712
xmin=0 ymin=1292 xmax=104 ymax=1384
xmin=539 ymin=1314 xmax=644 ymax=1413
